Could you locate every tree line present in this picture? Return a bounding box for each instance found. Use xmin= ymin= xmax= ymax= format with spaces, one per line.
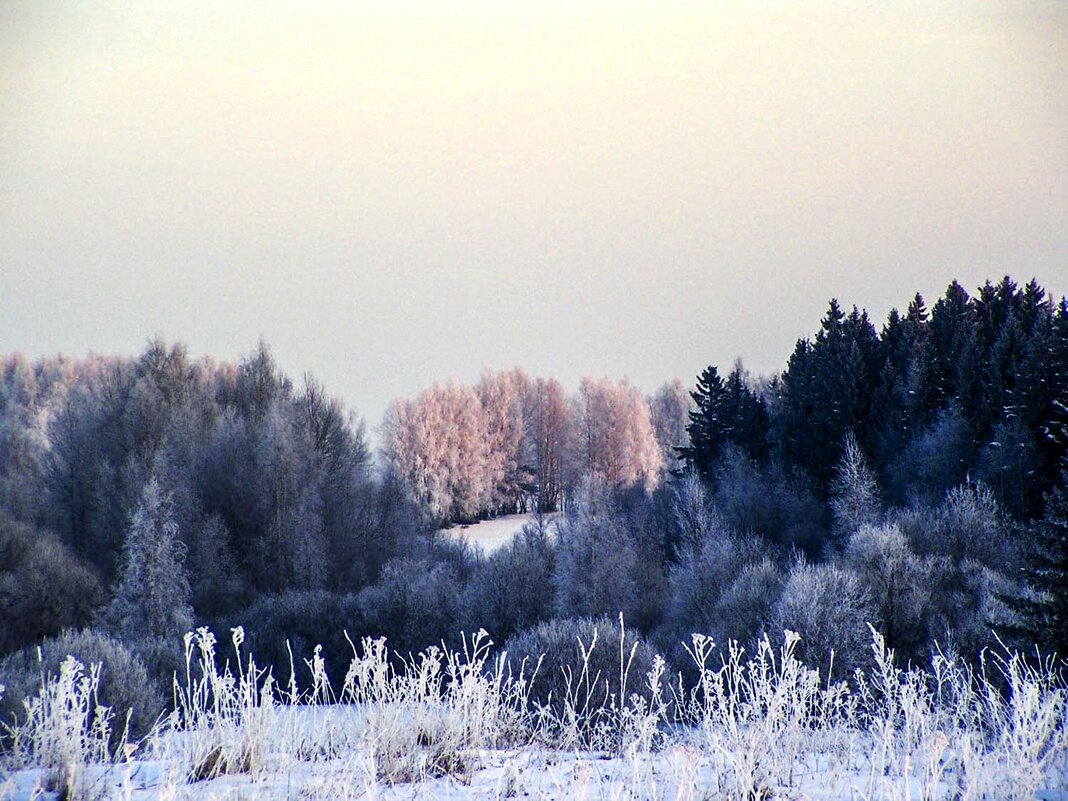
xmin=1 ymin=275 xmax=1066 ymax=731
xmin=383 ymin=277 xmax=1067 ymax=533
xmin=0 ymin=341 xmax=420 ymax=652
xmin=684 ymin=277 xmax=1067 ymax=522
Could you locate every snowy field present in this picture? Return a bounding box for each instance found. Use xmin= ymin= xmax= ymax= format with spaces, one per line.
xmin=441 ymin=513 xmax=561 ymax=554
xmin=11 ymin=738 xmax=1066 ymax=801
xmin=1 ymin=627 xmax=1066 ymax=800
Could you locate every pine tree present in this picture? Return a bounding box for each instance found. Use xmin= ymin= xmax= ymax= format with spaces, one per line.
xmin=107 ymin=478 xmax=193 ymax=642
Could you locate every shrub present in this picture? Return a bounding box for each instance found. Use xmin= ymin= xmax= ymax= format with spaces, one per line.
xmin=921 ymin=555 xmax=1015 ymax=661
xmin=712 ymin=450 xmax=828 ymax=556
xmin=504 ymin=616 xmax=665 ymax=711
xmin=712 ymin=557 xmax=784 ymax=646
xmin=225 ymin=590 xmax=365 ymax=686
xmin=667 ymin=473 xmax=722 ymax=552
xmin=133 ymin=635 xmax=187 ymax=701
xmin=843 ymin=523 xmax=930 ymax=661
xmin=893 ymin=481 xmax=1013 ymax=567
xmin=0 ymin=629 xmax=162 ymax=741
xmin=885 ymin=403 xmax=971 ymax=506
xmin=358 ymin=558 xmax=465 ymax=654
xmin=426 ymin=534 xmax=480 ymax=583
xmin=553 ymin=478 xmax=668 ymax=632
xmin=770 ymin=562 xmax=875 ymax=678
xmin=658 ymin=536 xmax=782 ymax=681
xmin=0 ymin=515 xmax=105 ymax=656
xmin=459 ymin=523 xmax=556 ymax=642
xmin=663 ymin=532 xmax=763 ymax=640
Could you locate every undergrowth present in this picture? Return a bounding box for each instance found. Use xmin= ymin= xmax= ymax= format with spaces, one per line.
xmin=0 ymin=619 xmax=1064 ymax=800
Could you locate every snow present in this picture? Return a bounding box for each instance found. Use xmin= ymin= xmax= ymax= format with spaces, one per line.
xmin=4 ymin=730 xmax=1066 ymax=800
xmin=3 ymin=627 xmax=1065 ymax=800
xmin=440 ymin=513 xmax=560 ymax=554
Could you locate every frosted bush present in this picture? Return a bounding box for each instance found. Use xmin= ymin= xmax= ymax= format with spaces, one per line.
xmin=0 ymin=629 xmax=161 ymax=742
xmin=4 ymin=654 xmax=119 ymax=800
xmin=771 ymin=561 xmax=876 ymax=678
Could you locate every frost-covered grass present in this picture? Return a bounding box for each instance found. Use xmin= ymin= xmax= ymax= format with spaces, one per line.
xmin=1 ymin=622 xmax=1065 ymax=800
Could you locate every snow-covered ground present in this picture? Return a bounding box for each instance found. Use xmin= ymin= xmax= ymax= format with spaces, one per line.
xmin=4 ymin=722 xmax=1067 ymax=800
xmin=440 ymin=513 xmax=561 ymax=554
xmin=2 ymin=628 xmax=1065 ymax=800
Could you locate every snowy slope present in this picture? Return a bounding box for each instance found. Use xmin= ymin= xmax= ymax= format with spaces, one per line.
xmin=440 ymin=513 xmax=560 ymax=554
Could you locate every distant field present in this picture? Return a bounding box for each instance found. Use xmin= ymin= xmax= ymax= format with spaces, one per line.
xmin=440 ymin=512 xmax=561 ymax=554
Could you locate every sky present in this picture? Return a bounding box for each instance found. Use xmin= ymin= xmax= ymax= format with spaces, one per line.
xmin=1 ymin=1 xmax=1066 ymax=435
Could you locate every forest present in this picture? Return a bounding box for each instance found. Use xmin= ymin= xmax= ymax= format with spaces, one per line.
xmin=0 ymin=274 xmax=1066 ymax=744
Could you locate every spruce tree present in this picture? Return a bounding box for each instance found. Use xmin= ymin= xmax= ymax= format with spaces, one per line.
xmin=1037 ymin=299 xmax=1068 ymax=491
xmin=901 ymin=293 xmax=939 ymax=427
xmin=868 ymin=310 xmax=910 ymax=465
xmin=722 ymin=366 xmax=770 ymax=461
xmin=680 ymin=364 xmax=768 ymax=480
xmin=680 ymin=366 xmax=730 ymax=480
xmin=1012 ymin=466 xmax=1068 ymax=655
xmin=929 ymin=280 xmax=975 ymax=408
xmin=781 ymin=300 xmax=881 ymax=485
xmin=107 ymin=478 xmax=193 ymax=642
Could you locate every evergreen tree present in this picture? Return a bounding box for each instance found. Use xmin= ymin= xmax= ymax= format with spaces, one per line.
xmin=723 ymin=365 xmax=770 ymax=461
xmin=1019 ymin=278 xmax=1051 ymax=334
xmin=929 ymin=280 xmax=975 ymax=408
xmin=1011 ymin=466 xmax=1068 ymax=655
xmin=680 ymin=366 xmax=730 ymax=480
xmin=1045 ymin=300 xmax=1068 ymax=474
xmin=780 ymin=300 xmax=880 ymax=485
xmin=777 ymin=338 xmax=818 ymax=474
xmin=976 ymin=419 xmax=1037 ymax=520
xmin=680 ymin=364 xmax=768 ymax=479
xmin=960 ymin=280 xmax=1004 ymax=439
xmin=868 ymin=309 xmax=910 ymax=466
xmin=1022 ymin=295 xmax=1068 ymax=499
xmin=843 ymin=307 xmax=882 ymax=441
xmin=901 ymin=293 xmax=939 ymax=426
xmin=107 ymin=478 xmax=193 ymax=642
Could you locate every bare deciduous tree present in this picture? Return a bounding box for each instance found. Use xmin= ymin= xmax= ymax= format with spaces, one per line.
xmin=575 ymin=377 xmax=663 ymax=491
xmin=649 ymin=379 xmax=692 ymax=474
xmin=830 ymin=431 xmax=881 ymax=541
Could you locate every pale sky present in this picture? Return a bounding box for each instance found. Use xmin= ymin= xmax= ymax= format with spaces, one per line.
xmin=1 ymin=1 xmax=1066 ymax=433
